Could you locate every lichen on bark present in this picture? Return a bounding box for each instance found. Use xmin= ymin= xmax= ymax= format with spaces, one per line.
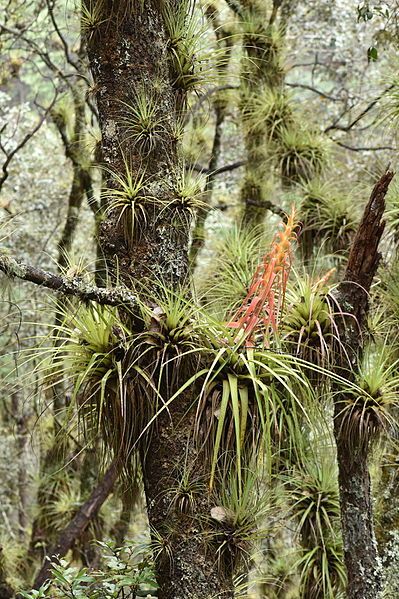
xmin=85 ymin=1 xmax=234 ymax=596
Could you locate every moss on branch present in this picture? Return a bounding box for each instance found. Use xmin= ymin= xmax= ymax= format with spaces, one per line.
xmin=0 ymin=253 xmax=137 ymax=308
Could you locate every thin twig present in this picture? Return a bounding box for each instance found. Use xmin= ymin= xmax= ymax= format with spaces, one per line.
xmin=0 ymin=95 xmax=57 ymax=192
xmin=324 ymin=85 xmax=394 ymax=133
xmin=190 ymin=161 xmax=245 ymax=176
xmin=333 ymin=140 xmax=396 ymax=152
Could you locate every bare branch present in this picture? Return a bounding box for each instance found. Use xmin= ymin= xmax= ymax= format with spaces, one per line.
xmin=286 ymin=81 xmax=342 ymax=102
xmin=333 ymin=140 xmax=396 ymax=152
xmin=325 ymin=85 xmax=394 ymax=133
xmin=190 ymin=160 xmax=245 ymax=176
xmin=0 ymin=95 xmax=57 ymax=193
xmin=46 ymin=0 xmax=80 ymax=72
xmin=0 ymin=254 xmax=137 ymax=308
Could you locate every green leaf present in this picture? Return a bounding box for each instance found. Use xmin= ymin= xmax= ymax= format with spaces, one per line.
xmin=367 ymin=46 xmax=378 ymax=62
xmin=210 ymin=378 xmax=231 ymax=490
xmin=228 ymin=373 xmax=242 ymax=491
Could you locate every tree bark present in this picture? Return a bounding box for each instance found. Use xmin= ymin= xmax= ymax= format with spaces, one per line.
xmin=141 ymin=392 xmax=233 ymax=599
xmin=86 ymin=2 xmax=234 ymax=596
xmin=333 ymin=170 xmax=394 ymax=599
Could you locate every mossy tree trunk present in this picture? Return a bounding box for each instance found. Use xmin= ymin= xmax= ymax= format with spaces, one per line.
xmin=86 ymin=1 xmax=233 ymax=596
xmin=238 ymin=0 xmax=290 ymax=226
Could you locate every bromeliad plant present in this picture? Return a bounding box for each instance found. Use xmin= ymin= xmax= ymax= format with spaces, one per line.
xmin=297 ymin=177 xmax=360 ymax=259
xmin=241 ymin=86 xmax=294 ymax=141
xmin=289 ymin=455 xmax=346 ymax=599
xmin=278 ymin=126 xmax=328 ymax=187
xmin=209 ymin=469 xmax=271 ymax=575
xmin=34 ymin=301 xmax=141 ymax=458
xmin=338 ymin=341 xmax=399 ymax=451
xmin=101 ymin=153 xmax=155 ymax=241
xmin=160 ymin=163 xmax=207 ymax=226
xmin=199 ymin=224 xmax=268 ymax=319
xmin=195 ymin=208 xmax=322 ymax=491
xmin=162 ymin=0 xmax=226 ymax=104
xmin=227 ymin=206 xmax=297 ymax=346
xmin=119 ymin=86 xmax=165 ymax=156
xmin=282 ymin=269 xmax=337 ymax=368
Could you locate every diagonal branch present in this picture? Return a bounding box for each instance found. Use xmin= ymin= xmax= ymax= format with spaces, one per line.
xmin=32 ymin=462 xmax=119 ymax=590
xmin=0 ymin=254 xmax=137 ymax=308
xmin=332 ymin=140 xmax=396 ymax=153
xmin=324 ymin=85 xmax=395 ymax=133
xmin=190 ymin=160 xmax=245 ymax=176
xmin=0 ymin=95 xmax=57 ymax=193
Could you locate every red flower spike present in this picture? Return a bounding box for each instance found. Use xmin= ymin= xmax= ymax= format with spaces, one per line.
xmin=227 ymin=206 xmax=297 ymax=347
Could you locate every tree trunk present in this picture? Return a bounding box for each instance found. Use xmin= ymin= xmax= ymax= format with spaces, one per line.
xmin=86 ymin=2 xmax=234 ymax=596
xmin=239 ymin=0 xmax=289 ymax=226
xmin=142 ymin=394 xmax=233 ymax=599
xmin=334 ymin=436 xmax=380 ymax=599
xmin=333 ymin=171 xmax=393 ymax=599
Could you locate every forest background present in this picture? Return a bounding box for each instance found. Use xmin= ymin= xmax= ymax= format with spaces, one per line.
xmin=1 ymin=1 xmax=399 ymax=598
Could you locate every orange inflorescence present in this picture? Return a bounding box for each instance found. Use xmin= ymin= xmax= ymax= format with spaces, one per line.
xmin=313 ymin=267 xmax=336 ymax=291
xmin=227 ymin=206 xmax=297 ymax=346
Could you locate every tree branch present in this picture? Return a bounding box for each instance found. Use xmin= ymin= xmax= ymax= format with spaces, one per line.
xmin=324 ymin=85 xmax=394 ymax=133
xmin=333 ymin=140 xmax=396 ymax=152
xmin=286 ymin=81 xmax=342 ymax=102
xmin=190 ymin=160 xmax=245 ymax=176
xmin=0 ymin=254 xmax=137 ymax=308
xmin=0 ymin=95 xmax=57 ymax=193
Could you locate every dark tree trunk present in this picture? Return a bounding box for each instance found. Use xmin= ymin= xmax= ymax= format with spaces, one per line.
xmin=86 ymin=2 xmax=234 ymax=596
xmin=334 ymin=438 xmax=380 ymax=599
xmin=142 ymin=394 xmax=233 ymax=599
xmin=87 ymin=0 xmax=188 ymax=288
xmin=333 ymin=171 xmax=394 ymax=599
